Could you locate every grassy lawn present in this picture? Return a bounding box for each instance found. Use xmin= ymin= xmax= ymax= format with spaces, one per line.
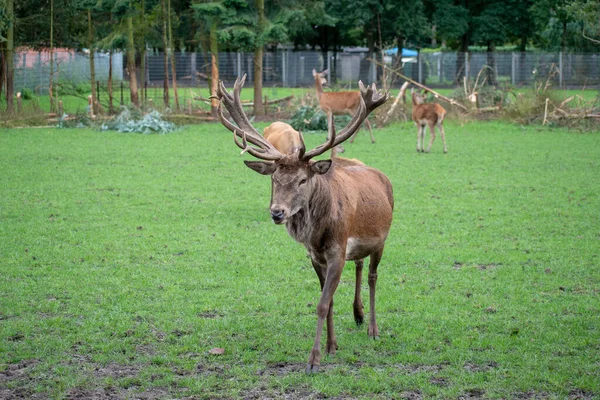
xmin=1 ymin=119 xmax=599 ymax=399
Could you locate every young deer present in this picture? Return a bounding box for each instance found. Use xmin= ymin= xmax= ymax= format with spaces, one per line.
xmin=217 ymin=76 xmax=392 ymax=373
xmin=411 ymin=88 xmax=447 ymax=153
xmin=313 ymin=69 xmax=376 ymax=144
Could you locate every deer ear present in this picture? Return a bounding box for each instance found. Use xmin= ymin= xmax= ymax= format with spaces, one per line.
xmin=312 ymin=69 xmax=317 ymax=76
xmin=322 ymin=69 xmax=329 ymax=75
xmin=244 ymin=160 xmax=276 ymax=175
xmin=310 ymin=160 xmax=332 ymax=175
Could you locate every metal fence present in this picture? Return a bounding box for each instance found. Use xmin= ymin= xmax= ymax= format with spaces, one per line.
xmin=7 ymin=49 xmax=600 ymax=96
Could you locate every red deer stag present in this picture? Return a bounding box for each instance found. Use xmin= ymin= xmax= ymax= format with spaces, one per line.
xmin=411 ymin=88 xmax=447 ymax=153
xmin=313 ymin=69 xmax=376 ymax=144
xmin=217 ymin=75 xmax=392 ymax=374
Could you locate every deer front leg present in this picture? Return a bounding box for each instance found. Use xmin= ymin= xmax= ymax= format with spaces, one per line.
xmin=416 ymin=125 xmax=423 ymax=152
xmin=307 ymin=255 xmax=344 ymax=374
xmin=353 ymin=259 xmax=365 ymax=325
xmin=365 ymin=119 xmax=375 ymax=143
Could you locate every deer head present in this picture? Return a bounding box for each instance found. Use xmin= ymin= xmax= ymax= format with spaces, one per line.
xmin=411 ymin=88 xmax=426 ymax=105
xmin=217 ymin=75 xmax=388 ymax=224
xmin=312 ymin=69 xmax=328 ymax=87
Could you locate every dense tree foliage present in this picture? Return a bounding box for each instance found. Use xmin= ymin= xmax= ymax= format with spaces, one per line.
xmin=1 ymin=0 xmax=599 ymax=110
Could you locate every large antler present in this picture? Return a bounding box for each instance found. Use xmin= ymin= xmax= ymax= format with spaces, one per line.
xmin=302 ymin=81 xmax=389 ymax=160
xmin=217 ymin=75 xmax=284 ymax=161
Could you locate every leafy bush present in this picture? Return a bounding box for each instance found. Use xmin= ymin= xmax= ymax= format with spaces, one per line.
xmin=101 ymin=107 xmax=176 ymax=134
xmin=20 ymin=88 xmax=34 ymax=100
xmin=288 ymin=105 xmax=351 ymax=132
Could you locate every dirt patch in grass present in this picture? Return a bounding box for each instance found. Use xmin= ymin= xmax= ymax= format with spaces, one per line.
xmin=394 ymin=363 xmax=448 ymax=375
xmin=463 ymin=361 xmax=498 ymax=372
xmin=430 ymin=376 xmax=450 ymax=387
xmin=92 ymin=363 xmax=142 ymax=380
xmin=458 ymin=388 xmax=486 ymax=399
xmin=568 ymin=389 xmax=596 ymax=399
xmin=0 ymin=360 xmax=42 ymax=399
xmin=66 ymin=386 xmax=171 ymax=400
xmin=0 ymin=359 xmax=39 ymax=383
xmin=512 ymin=392 xmax=551 ymax=399
xmin=256 ymin=361 xmax=307 ymax=376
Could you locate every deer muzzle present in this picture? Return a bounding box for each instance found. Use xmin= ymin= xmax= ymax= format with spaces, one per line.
xmin=270 ymin=206 xmax=287 ymax=224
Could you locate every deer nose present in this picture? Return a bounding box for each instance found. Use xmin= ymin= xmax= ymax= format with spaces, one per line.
xmin=270 ymin=207 xmax=285 ymax=224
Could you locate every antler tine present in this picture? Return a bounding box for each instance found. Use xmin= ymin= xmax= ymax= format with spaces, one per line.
xmin=216 ymin=75 xmax=283 ymax=161
xmin=302 ymin=113 xmax=338 ymax=160
xmin=296 ymin=130 xmax=306 ymax=160
xmin=232 ymin=129 xmax=282 ymax=161
xmin=217 ymin=76 xmax=268 ymax=146
xmin=302 ymin=81 xmax=388 ymax=161
xmin=358 ymin=80 xmax=390 ymax=115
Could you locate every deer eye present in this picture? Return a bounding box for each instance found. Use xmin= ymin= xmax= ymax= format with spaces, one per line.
xmin=298 ymin=178 xmax=307 ymax=186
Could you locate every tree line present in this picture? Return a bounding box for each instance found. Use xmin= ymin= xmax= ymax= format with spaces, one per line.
xmin=1 ymin=0 xmax=598 ymax=115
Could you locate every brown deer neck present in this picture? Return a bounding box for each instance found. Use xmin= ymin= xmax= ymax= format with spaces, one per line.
xmin=314 ymin=76 xmax=324 ymax=98
xmin=286 ymin=174 xmax=333 ymax=243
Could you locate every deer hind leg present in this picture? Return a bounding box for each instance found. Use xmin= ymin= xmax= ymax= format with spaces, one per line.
xmin=417 ymin=124 xmax=426 ymax=152
xmin=307 ymin=256 xmax=343 ymax=374
xmin=349 ymin=122 xmax=359 ymax=143
xmin=365 ymin=119 xmax=375 ymax=143
xmin=439 ymin=122 xmax=447 ymax=153
xmin=426 ymin=123 xmax=436 ymax=153
xmin=353 ymin=259 xmax=365 ymax=325
xmin=368 ymin=248 xmax=384 ymax=339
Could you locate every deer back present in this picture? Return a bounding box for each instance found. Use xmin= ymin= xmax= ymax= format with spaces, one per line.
xmin=318 ymin=91 xmax=362 ymax=115
xmin=263 ymin=122 xmax=303 ymax=154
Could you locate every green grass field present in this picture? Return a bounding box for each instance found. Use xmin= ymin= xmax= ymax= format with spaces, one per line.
xmin=1 ymin=119 xmax=599 ymax=399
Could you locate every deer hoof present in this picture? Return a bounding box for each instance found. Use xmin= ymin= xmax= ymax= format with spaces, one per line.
xmin=354 ymin=315 xmax=364 ymax=326
xmin=368 ymin=325 xmax=380 ymax=339
xmin=306 ymin=363 xmax=320 ymax=374
xmin=326 ymin=341 xmax=338 ymax=355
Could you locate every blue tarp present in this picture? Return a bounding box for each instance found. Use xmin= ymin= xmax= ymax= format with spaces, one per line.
xmin=384 ymin=48 xmax=418 ymax=57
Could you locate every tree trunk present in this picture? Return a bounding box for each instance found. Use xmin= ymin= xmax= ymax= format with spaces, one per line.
xmin=161 ymin=0 xmax=170 ymax=108
xmin=6 ymin=0 xmax=14 ymax=113
xmin=253 ymin=0 xmax=265 ymax=116
xmin=49 ymin=0 xmax=55 ymax=112
xmin=126 ymin=16 xmax=139 ymax=107
xmin=209 ymin=20 xmax=219 ymax=118
xmin=139 ymin=0 xmax=146 ymax=103
xmin=486 ymin=42 xmax=497 ymax=86
xmin=168 ymin=0 xmax=179 ymax=110
xmin=108 ymin=50 xmax=114 ymax=113
xmin=88 ymin=10 xmax=97 ymax=115
xmin=455 ymin=32 xmax=469 ymax=85
xmin=0 ymin=43 xmax=5 ymax=102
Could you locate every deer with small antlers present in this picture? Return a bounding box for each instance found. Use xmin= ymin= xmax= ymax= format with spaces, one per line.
xmin=313 ymin=69 xmax=376 ymax=144
xmin=217 ymin=75 xmax=392 ymax=374
xmin=411 ymin=88 xmax=447 ymax=153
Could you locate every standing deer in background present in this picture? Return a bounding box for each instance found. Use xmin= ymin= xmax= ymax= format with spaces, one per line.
xmin=411 ymin=88 xmax=447 ymax=153
xmin=217 ymin=75 xmax=392 ymax=374
xmin=313 ymin=69 xmax=376 ymax=144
